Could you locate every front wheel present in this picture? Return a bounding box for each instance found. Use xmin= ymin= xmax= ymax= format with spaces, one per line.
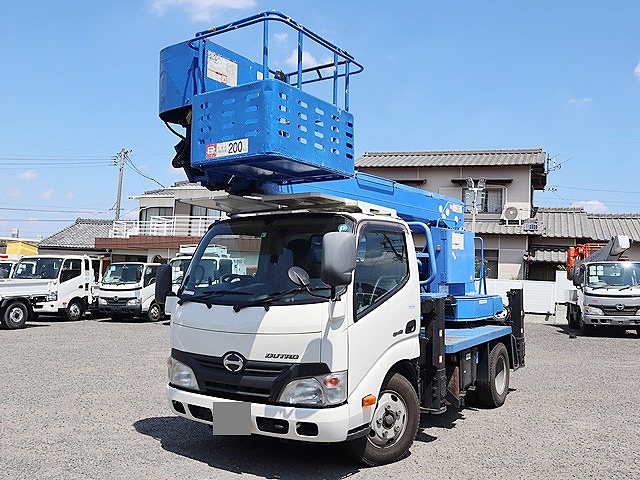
xmin=476 ymin=342 xmax=510 ymax=408
xmin=65 ymin=299 xmax=84 ymax=321
xmin=347 ymin=373 xmax=419 ymax=466
xmin=2 ymin=301 xmax=29 ymax=329
xmin=147 ymin=302 xmax=163 ymax=322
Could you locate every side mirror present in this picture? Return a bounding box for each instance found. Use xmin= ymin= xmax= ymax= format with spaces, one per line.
xmin=288 ymin=266 xmax=310 ymax=287
xmin=136 ymin=270 xmax=142 ymax=282
xmin=572 ymin=266 xmax=583 ymax=287
xmin=321 ymin=232 xmax=356 ymax=287
xmin=155 ymin=264 xmax=173 ymax=304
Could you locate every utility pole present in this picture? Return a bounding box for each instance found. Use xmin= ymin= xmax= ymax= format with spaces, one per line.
xmin=115 ymin=148 xmax=131 ymax=221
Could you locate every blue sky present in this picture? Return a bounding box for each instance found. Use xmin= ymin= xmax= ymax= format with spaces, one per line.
xmin=0 ymin=1 xmax=638 ymax=239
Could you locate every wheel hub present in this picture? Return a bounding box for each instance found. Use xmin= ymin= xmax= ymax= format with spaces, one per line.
xmin=369 ymin=392 xmax=407 ymax=448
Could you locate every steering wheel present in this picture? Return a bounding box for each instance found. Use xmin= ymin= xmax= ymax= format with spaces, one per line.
xmin=220 ymin=274 xmax=245 ymax=284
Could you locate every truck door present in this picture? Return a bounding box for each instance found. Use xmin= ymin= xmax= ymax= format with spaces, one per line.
xmin=59 ymin=258 xmax=84 ymax=303
xmin=142 ymin=265 xmax=158 ymax=307
xmin=348 ymin=223 xmax=418 ymax=386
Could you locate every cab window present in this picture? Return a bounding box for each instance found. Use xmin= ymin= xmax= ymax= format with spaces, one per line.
xmin=354 ymin=225 xmax=409 ymax=318
xmin=60 ymin=259 xmax=82 ymax=283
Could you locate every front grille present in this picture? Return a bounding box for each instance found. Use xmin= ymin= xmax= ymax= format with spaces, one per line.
xmin=171 ymin=349 xmax=329 ymax=404
xmin=104 ymin=297 xmax=134 ymax=306
xmin=601 ymin=305 xmax=638 ymax=316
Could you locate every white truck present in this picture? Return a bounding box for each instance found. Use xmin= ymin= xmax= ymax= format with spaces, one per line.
xmin=0 ymin=254 xmax=96 ymax=329
xmin=169 ymin=244 xmax=247 ymax=292
xmin=0 ymin=254 xmax=20 ymax=279
xmin=566 ymin=235 xmax=640 ymax=334
xmin=97 ymin=262 xmax=163 ymax=321
xmin=155 ymin=12 xmax=525 ymax=466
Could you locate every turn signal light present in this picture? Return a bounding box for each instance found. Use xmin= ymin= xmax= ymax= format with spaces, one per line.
xmin=362 ymin=394 xmax=376 ymax=407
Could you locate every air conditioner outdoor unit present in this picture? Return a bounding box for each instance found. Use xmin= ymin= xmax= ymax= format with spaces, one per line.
xmin=501 ymin=204 xmax=526 ymax=224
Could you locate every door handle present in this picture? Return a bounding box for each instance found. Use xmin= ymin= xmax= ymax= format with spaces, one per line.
xmin=405 ymin=319 xmax=417 ymax=334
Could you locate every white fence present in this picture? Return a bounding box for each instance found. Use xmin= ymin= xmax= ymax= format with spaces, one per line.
xmin=479 ymin=271 xmax=574 ymax=314
xmin=110 ymin=215 xmax=222 ymax=238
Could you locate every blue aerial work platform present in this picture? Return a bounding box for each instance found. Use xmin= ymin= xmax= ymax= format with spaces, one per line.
xmin=158 ymin=10 xmax=508 ymax=326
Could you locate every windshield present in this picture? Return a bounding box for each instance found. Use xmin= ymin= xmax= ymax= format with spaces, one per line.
xmin=12 ymin=257 xmax=63 ymax=279
xmin=586 ymin=262 xmax=640 ymax=289
xmin=181 ymin=213 xmax=354 ymax=307
xmin=101 ymin=263 xmax=144 ymax=284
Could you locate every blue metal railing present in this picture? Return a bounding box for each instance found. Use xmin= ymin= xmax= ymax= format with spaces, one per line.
xmin=188 ymin=10 xmax=365 ymax=111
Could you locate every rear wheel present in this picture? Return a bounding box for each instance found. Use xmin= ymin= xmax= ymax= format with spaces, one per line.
xmin=2 ymin=301 xmax=29 ymax=329
xmin=147 ymin=302 xmax=163 ymax=322
xmin=476 ymin=342 xmax=510 ymax=407
xmin=347 ymin=373 xmax=419 ymax=466
xmin=65 ymin=299 xmax=84 ymax=321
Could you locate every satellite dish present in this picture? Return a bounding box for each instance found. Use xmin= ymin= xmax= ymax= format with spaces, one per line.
xmin=503 ymin=206 xmax=519 ymax=220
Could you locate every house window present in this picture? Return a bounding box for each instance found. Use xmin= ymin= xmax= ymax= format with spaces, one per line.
xmin=476 ymin=249 xmax=498 ymax=279
xmin=139 ymin=207 xmax=173 ymax=222
xmin=463 ymin=188 xmax=503 ymax=214
xmin=190 ymin=205 xmax=219 ymax=217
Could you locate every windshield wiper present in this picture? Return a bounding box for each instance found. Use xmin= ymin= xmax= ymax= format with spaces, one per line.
xmin=179 ymin=290 xmax=251 ymax=306
xmin=618 ymin=284 xmax=639 ymax=291
xmin=233 ymin=288 xmax=301 ymax=312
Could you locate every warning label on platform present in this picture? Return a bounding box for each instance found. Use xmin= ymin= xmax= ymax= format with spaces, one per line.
xmin=207 ymin=51 xmax=238 ymax=86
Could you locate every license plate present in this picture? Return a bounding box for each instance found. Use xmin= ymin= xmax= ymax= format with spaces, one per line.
xmin=212 ymin=401 xmax=251 ymax=436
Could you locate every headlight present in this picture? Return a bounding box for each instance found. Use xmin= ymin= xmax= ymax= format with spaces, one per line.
xmin=167 ymin=357 xmax=199 ymax=390
xmin=636 ymin=308 xmax=640 ymax=316
xmin=46 ymin=292 xmax=58 ymax=301
xmin=278 ymin=371 xmax=347 ymax=407
xmin=98 ymin=297 xmax=107 ymax=305
xmin=127 ymin=298 xmax=142 ymax=306
xmin=584 ymin=305 xmax=604 ymax=316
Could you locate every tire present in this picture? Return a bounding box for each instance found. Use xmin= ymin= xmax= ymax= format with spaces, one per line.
xmin=347 ymin=373 xmax=419 ymax=466
xmin=65 ymin=299 xmax=84 ymax=322
xmin=476 ymin=342 xmax=510 ymax=408
xmin=567 ymin=305 xmax=580 ymax=329
xmin=2 ymin=301 xmax=29 ymax=329
xmin=578 ymin=313 xmax=593 ymax=336
xmin=147 ymin=302 xmax=163 ymax=322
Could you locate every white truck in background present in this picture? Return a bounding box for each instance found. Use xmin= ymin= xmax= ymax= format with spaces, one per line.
xmin=0 ymin=254 xmax=21 ymax=279
xmin=169 ymin=244 xmax=247 ymax=292
xmin=97 ymin=262 xmax=163 ymax=321
xmin=0 ymin=254 xmax=96 ymax=329
xmin=566 ymin=235 xmax=640 ymax=334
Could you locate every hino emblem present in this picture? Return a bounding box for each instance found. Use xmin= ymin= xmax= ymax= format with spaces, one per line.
xmin=222 ymin=352 xmax=245 ymax=373
xmin=615 ymin=304 xmax=625 ymax=311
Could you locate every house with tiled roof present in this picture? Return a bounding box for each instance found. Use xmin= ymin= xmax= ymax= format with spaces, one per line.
xmin=357 ymin=148 xmax=548 ymax=279
xmin=38 ymin=218 xmax=113 ymax=255
xmin=357 ymin=148 xmax=640 ymax=281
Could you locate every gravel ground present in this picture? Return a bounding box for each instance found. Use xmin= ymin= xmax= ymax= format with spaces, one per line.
xmin=1 ymin=309 xmax=639 ymax=480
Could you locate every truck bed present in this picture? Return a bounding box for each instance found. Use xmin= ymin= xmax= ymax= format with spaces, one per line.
xmin=444 ymin=325 xmax=512 ymax=354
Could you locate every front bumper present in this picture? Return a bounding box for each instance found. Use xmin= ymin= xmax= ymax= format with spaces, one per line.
xmin=98 ymin=305 xmax=143 ymax=316
xmin=583 ymin=314 xmax=640 ymax=327
xmin=167 ymin=384 xmax=359 ymax=443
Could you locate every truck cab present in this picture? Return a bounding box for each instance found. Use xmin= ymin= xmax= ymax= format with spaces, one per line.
xmin=97 ymin=262 xmax=162 ymax=321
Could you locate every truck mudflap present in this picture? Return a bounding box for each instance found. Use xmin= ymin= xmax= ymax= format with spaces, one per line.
xmin=507 ymin=288 xmax=525 ymax=370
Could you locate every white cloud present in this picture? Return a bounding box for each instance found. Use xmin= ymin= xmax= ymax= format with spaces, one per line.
xmin=6 ymin=187 xmax=20 ymax=198
xmin=18 ymin=170 xmax=37 ymax=181
xmin=572 ymin=200 xmax=608 ymax=213
xmin=568 ymin=97 xmax=592 ymax=105
xmin=286 ymin=49 xmax=320 ymax=68
xmin=64 ymin=192 xmax=74 ymax=200
xmin=635 ymin=62 xmax=640 ymax=79
xmin=150 ymin=0 xmax=256 ymax=22
xmin=273 ymin=33 xmax=288 ymax=43
xmin=40 ymin=189 xmax=54 ymax=199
